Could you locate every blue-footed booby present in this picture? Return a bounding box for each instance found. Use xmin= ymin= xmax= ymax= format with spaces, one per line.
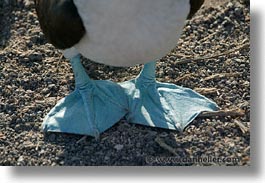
xmin=34 ymin=0 xmax=218 ymax=138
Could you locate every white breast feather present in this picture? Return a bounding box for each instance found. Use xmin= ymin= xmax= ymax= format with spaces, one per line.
xmin=68 ymin=0 xmax=190 ymax=67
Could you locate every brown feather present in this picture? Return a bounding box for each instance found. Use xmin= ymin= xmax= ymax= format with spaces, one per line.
xmin=34 ymin=0 xmax=86 ymax=49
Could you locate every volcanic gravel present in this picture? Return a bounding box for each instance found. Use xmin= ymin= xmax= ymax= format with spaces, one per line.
xmin=0 ymin=0 xmax=250 ymax=166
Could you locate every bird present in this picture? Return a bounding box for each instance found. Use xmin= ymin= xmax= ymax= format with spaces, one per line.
xmin=34 ymin=0 xmax=218 ymax=138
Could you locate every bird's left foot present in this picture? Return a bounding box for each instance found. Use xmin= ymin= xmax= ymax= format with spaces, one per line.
xmin=119 ymin=62 xmax=219 ymax=131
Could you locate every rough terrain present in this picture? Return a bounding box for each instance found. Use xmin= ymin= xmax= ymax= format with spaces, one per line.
xmin=0 ymin=0 xmax=250 ymax=166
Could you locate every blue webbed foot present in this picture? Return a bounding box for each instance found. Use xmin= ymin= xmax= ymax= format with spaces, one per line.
xmin=119 ymin=62 xmax=219 ymax=131
xmin=42 ymin=58 xmax=218 ymax=138
xmin=42 ymin=55 xmax=128 ymax=138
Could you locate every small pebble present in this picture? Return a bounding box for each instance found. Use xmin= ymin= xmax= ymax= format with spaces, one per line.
xmin=0 ymin=0 xmax=250 ymax=166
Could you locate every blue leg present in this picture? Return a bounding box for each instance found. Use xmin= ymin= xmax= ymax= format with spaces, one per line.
xmin=42 ymin=55 xmax=128 ymax=138
xmin=119 ymin=61 xmax=219 ymax=131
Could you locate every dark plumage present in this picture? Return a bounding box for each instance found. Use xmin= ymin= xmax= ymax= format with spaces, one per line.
xmin=34 ymin=0 xmax=85 ymax=49
xmin=34 ymin=0 xmax=204 ymax=54
xmin=188 ymin=0 xmax=205 ymax=19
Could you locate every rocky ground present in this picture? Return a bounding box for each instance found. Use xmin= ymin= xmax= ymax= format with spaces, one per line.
xmin=0 ymin=0 xmax=250 ymax=166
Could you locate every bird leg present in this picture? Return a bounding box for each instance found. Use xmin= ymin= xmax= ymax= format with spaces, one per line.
xmin=42 ymin=54 xmax=128 ymax=138
xmin=119 ymin=61 xmax=219 ymax=131
xmin=42 ymin=58 xmax=218 ymax=137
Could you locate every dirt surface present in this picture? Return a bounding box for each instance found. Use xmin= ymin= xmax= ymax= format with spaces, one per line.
xmin=0 ymin=0 xmax=250 ymax=166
